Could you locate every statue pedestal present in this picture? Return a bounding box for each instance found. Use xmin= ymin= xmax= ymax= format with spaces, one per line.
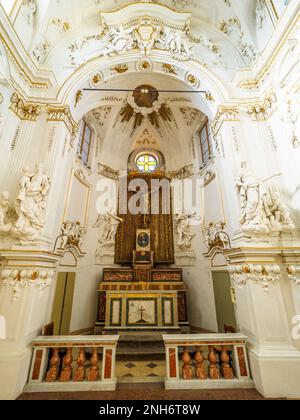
xmin=95 ymin=268 xmax=189 ymax=334
xmin=175 ymin=250 xmax=196 ymax=266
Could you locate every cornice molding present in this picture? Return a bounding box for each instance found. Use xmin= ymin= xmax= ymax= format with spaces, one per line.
xmin=247 ymin=92 xmax=277 ymax=121
xmin=0 ymin=268 xmax=55 ymax=302
xmin=211 ymin=106 xmax=240 ymax=136
xmin=228 ymin=263 xmax=281 ymax=292
xmin=0 ymin=5 xmax=54 ymax=91
xmin=10 ymin=92 xmax=41 ymax=121
xmin=98 ymin=163 xmax=119 ymax=181
xmin=47 ymin=105 xmax=78 ymax=135
xmin=236 ymin=3 xmax=300 ymax=90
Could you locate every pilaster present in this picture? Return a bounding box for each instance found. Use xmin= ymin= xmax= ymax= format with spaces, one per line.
xmin=225 ymin=247 xmax=300 ymax=398
xmin=0 ymin=249 xmax=61 ymax=399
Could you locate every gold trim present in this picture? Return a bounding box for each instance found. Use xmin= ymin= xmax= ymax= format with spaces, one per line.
xmin=10 ymin=91 xmax=41 ymax=121
xmin=47 ymin=105 xmax=78 ymax=135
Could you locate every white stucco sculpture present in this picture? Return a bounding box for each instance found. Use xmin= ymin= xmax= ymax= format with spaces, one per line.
xmin=32 ymin=38 xmax=51 ymax=63
xmin=59 ymin=221 xmax=85 ymax=250
xmin=262 ymin=190 xmax=295 ymax=231
xmin=157 ymin=27 xmax=194 ymax=59
xmin=0 ymin=191 xmax=12 ymax=235
xmin=175 ymin=212 xmax=196 ymax=249
xmin=69 ymin=16 xmax=197 ymax=66
xmin=23 ymin=0 xmax=37 ymax=26
xmin=94 ymin=211 xmax=123 ymax=247
xmin=236 ymin=163 xmax=294 ymax=234
xmin=203 ymin=222 xmax=231 ymax=251
xmin=256 ymin=0 xmax=267 ymax=30
xmin=235 ymin=163 xmax=262 ymax=229
xmin=102 ymin=24 xmax=135 ymax=55
xmin=12 ymin=165 xmax=51 ymax=242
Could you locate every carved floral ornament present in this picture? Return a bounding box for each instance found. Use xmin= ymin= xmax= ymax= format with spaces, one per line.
xmin=228 ymin=264 xmax=281 ymax=292
xmin=9 ymin=94 xmax=78 ymax=135
xmin=211 ymin=92 xmax=278 ymax=136
xmin=0 ymin=268 xmax=55 ymax=302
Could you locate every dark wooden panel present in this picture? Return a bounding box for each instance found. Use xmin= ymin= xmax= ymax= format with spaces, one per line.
xmin=115 ymin=174 xmax=174 ymax=265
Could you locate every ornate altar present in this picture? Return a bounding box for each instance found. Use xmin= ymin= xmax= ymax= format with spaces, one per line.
xmin=94 ymin=136 xmax=189 ymax=334
xmin=95 ymin=267 xmax=189 ymax=334
xmin=95 ymin=225 xmax=189 ymax=333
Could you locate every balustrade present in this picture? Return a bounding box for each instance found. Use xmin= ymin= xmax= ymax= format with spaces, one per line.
xmin=164 ymin=334 xmax=253 ymax=390
xmin=26 ymin=335 xmax=119 ymax=392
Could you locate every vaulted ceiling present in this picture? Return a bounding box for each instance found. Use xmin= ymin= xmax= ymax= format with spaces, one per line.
xmin=11 ymin=0 xmax=272 ymax=83
xmin=85 ymin=72 xmax=207 ymax=171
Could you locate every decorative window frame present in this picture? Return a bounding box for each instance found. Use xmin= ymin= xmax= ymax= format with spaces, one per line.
xmin=128 ymin=149 xmax=166 ymax=174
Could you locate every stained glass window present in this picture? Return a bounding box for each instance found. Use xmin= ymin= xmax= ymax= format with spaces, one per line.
xmin=136 ymin=154 xmax=158 ymax=173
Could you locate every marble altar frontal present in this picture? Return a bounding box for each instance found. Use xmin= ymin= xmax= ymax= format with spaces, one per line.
xmin=127 ymin=299 xmax=157 ymax=326
xmin=95 ymin=268 xmax=189 ymax=333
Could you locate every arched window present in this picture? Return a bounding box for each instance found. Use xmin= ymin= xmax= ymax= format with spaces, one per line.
xmin=77 ymin=120 xmax=93 ymax=167
xmin=198 ymin=122 xmax=212 ymax=167
xmin=135 ymin=153 xmax=158 ymax=173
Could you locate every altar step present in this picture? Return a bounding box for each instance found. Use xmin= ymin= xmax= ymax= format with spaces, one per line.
xmin=116 ymin=334 xmax=165 ymax=361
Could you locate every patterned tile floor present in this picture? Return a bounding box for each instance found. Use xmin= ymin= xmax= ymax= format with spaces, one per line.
xmin=116 ymin=360 xmax=165 ymax=381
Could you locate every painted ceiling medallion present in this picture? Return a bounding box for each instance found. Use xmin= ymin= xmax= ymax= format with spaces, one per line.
xmin=133 ymin=85 xmax=159 ymax=108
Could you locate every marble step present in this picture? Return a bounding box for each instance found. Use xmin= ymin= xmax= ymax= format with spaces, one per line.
xmin=117 ymin=334 xmax=165 ymax=360
xmin=118 ymin=334 xmax=164 ymax=342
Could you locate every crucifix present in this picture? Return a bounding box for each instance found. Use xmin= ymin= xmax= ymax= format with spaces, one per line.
xmin=138 ymin=305 xmax=146 ymax=322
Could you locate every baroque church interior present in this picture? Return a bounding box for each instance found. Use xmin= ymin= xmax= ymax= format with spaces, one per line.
xmin=0 ymin=0 xmax=300 ymax=401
